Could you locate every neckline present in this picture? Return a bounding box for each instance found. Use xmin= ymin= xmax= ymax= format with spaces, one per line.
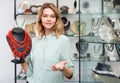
xmin=43 ymin=32 xmax=55 ymax=40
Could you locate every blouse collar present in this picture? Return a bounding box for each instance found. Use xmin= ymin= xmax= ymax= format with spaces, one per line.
xmin=43 ymin=32 xmax=55 ymax=40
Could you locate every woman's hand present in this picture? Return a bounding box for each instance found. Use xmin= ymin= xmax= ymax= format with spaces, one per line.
xmin=51 ymin=60 xmax=67 ymax=71
xmin=51 ymin=60 xmax=73 ymax=79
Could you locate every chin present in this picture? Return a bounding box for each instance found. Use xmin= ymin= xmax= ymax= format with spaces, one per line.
xmin=45 ymin=26 xmax=54 ymax=29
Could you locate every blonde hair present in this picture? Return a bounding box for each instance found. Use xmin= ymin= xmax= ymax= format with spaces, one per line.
xmin=35 ymin=2 xmax=64 ymax=38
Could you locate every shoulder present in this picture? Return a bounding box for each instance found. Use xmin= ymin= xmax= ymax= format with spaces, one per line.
xmin=59 ymin=35 xmax=69 ymax=40
xmin=58 ymin=35 xmax=70 ymax=44
xmin=30 ymin=37 xmax=41 ymax=50
xmin=31 ymin=37 xmax=41 ymax=45
xmin=32 ymin=37 xmax=39 ymax=42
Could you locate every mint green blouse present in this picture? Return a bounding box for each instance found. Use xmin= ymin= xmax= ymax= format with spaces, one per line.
xmin=26 ymin=33 xmax=74 ymax=83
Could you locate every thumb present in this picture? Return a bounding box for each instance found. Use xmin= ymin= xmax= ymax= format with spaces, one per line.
xmin=62 ymin=60 xmax=67 ymax=65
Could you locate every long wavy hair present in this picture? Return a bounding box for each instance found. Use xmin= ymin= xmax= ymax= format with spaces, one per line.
xmin=35 ymin=2 xmax=64 ymax=38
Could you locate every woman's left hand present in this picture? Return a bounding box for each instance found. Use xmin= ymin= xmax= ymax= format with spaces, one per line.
xmin=51 ymin=60 xmax=67 ymax=71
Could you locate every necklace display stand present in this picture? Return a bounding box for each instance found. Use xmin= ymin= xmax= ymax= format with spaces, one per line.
xmin=6 ymin=27 xmax=32 ymax=83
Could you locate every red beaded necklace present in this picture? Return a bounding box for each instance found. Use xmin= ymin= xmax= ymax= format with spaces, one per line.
xmin=7 ymin=30 xmax=32 ymax=58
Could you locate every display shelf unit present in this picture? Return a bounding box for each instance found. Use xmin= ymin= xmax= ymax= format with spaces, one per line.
xmin=80 ymin=0 xmax=120 ymax=83
xmin=13 ymin=0 xmax=80 ymax=83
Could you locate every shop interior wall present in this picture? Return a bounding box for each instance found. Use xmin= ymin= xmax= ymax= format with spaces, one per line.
xmin=0 ymin=0 xmax=15 ymax=83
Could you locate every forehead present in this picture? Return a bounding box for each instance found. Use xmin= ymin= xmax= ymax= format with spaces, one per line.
xmin=42 ymin=8 xmax=55 ymax=14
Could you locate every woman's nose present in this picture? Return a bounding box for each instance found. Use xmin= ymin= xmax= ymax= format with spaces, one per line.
xmin=47 ymin=16 xmax=51 ymax=21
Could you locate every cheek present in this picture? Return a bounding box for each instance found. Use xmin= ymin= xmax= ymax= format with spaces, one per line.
xmin=53 ymin=19 xmax=57 ymax=24
xmin=41 ymin=20 xmax=46 ymax=25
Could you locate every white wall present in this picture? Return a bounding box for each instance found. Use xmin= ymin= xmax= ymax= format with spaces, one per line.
xmin=0 ymin=0 xmax=79 ymax=83
xmin=0 ymin=0 xmax=15 ymax=83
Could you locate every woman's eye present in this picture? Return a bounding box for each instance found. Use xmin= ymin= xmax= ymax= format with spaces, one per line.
xmin=42 ymin=15 xmax=56 ymax=18
xmin=43 ymin=15 xmax=47 ymax=17
xmin=51 ymin=15 xmax=56 ymax=18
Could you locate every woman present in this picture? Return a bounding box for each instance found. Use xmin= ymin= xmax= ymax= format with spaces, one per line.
xmin=21 ymin=2 xmax=74 ymax=83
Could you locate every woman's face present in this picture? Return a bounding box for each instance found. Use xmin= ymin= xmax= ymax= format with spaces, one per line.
xmin=41 ymin=8 xmax=57 ymax=30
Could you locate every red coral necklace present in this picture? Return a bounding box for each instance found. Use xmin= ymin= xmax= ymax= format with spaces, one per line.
xmin=7 ymin=30 xmax=31 ymax=58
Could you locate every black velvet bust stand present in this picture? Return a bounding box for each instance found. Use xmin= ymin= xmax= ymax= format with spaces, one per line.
xmin=6 ymin=27 xmax=31 ymax=64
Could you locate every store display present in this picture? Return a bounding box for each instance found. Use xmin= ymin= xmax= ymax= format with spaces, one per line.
xmin=74 ymin=53 xmax=79 ymax=59
xmin=29 ymin=5 xmax=41 ymax=14
xmin=104 ymin=0 xmax=114 ymax=13
xmin=68 ymin=8 xmax=75 ymax=14
xmin=80 ymin=0 xmax=102 ymax=13
xmin=17 ymin=0 xmax=31 ymax=14
xmin=115 ymin=44 xmax=120 ymax=58
xmin=74 ymin=0 xmax=77 ymax=9
xmin=93 ymin=63 xmax=114 ymax=75
xmin=115 ymin=29 xmax=120 ymax=37
xmin=24 ymin=22 xmax=36 ymax=36
xmin=81 ymin=0 xmax=90 ymax=13
xmin=71 ymin=20 xmax=86 ymax=35
xmin=82 ymin=1 xmax=90 ymax=9
xmin=60 ymin=6 xmax=69 ymax=14
xmin=80 ymin=0 xmax=120 ymax=82
xmin=93 ymin=44 xmax=102 ymax=59
xmin=61 ymin=17 xmax=70 ymax=33
xmin=92 ymin=63 xmax=120 ymax=83
xmin=105 ymin=44 xmax=114 ymax=52
xmin=99 ymin=17 xmax=120 ymax=41
xmin=113 ymin=0 xmax=120 ymax=8
xmin=76 ymin=39 xmax=88 ymax=55
xmin=105 ymin=44 xmax=119 ymax=61
xmin=92 ymin=17 xmax=102 ymax=36
xmin=99 ymin=16 xmax=117 ymax=42
xmin=114 ymin=18 xmax=120 ymax=29
xmin=71 ymin=21 xmax=79 ymax=34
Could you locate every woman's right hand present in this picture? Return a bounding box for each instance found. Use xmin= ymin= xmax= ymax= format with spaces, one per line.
xmin=51 ymin=60 xmax=67 ymax=71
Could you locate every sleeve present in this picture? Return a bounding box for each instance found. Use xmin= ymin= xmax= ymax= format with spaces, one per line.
xmin=60 ymin=36 xmax=74 ymax=70
xmin=25 ymin=38 xmax=36 ymax=77
xmin=25 ymin=55 xmax=33 ymax=77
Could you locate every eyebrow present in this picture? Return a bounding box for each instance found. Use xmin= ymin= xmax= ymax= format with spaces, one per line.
xmin=42 ymin=13 xmax=55 ymax=15
xmin=42 ymin=13 xmax=56 ymax=17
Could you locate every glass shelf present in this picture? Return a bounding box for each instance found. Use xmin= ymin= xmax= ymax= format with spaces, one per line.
xmin=64 ymin=80 xmax=79 ymax=82
xmin=65 ymin=34 xmax=79 ymax=37
xmin=103 ymin=13 xmax=120 ymax=15
xmin=80 ymin=58 xmax=120 ymax=62
xmin=16 ymin=13 xmax=37 ymax=15
xmin=80 ymin=36 xmax=120 ymax=44
xmin=80 ymin=81 xmax=103 ymax=83
xmin=80 ymin=12 xmax=120 ymax=15
xmin=80 ymin=13 xmax=103 ymax=16
xmin=80 ymin=58 xmax=102 ymax=62
xmin=61 ymin=13 xmax=79 ymax=16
